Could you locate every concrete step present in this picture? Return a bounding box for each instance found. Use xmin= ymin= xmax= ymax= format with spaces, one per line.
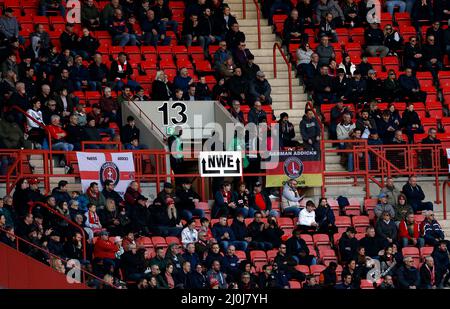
xmin=233 ymin=11 xmax=259 ymax=19
xmin=49 ymin=176 xmax=77 ymax=183
xmin=271 ymin=93 xmax=307 ymax=102
xmin=273 ymin=108 xmax=307 ymax=117
xmin=240 ymin=26 xmax=273 ymax=34
xmin=245 ymin=34 xmax=276 ymax=42
xmin=251 ymin=49 xmax=277 ymax=57
xmin=325 ymin=163 xmax=346 ymax=171
xmin=271 ymin=86 xmax=304 ymax=94
xmin=256 ymin=56 xmax=292 ymax=65
xmin=266 ymin=78 xmax=300 ymax=87
xmin=34 ymin=167 xmax=67 ymax=174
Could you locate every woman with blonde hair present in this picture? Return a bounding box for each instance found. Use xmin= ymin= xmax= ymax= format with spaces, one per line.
xmin=151 ymin=70 xmax=172 ymax=100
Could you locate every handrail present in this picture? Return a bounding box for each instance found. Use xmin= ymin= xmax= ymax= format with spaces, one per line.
xmin=443 ymin=180 xmax=449 ymax=220
xmin=5 ymin=156 xmax=20 ymax=194
xmin=273 ymin=43 xmax=293 ymax=109
xmin=81 ymin=141 xmax=122 ymax=151
xmin=0 ymin=226 xmax=114 ymax=288
xmin=242 ymin=0 xmax=262 ymax=49
xmin=28 ymin=201 xmax=87 ymax=260
xmin=11 ymin=105 xmax=53 ymax=151
xmin=126 ymin=98 xmax=166 ymax=140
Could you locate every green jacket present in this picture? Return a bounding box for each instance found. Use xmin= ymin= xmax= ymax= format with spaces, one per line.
xmin=227 ymin=136 xmax=249 ymax=168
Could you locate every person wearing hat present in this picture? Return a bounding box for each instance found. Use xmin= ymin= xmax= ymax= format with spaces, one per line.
xmin=241 ymin=52 xmax=261 ymax=81
xmin=151 ymin=197 xmax=183 ymax=236
xmin=156 ymin=182 xmax=179 ymax=207
xmin=93 ymin=229 xmax=120 ymax=273
xmin=249 ymin=71 xmax=272 ymax=105
xmin=338 ymin=227 xmax=359 ymax=264
xmin=175 ymin=179 xmax=204 ymax=221
xmin=278 ymin=112 xmax=300 ymax=148
xmin=374 ymin=193 xmax=396 ymax=219
xmin=27 ymin=178 xmax=45 ymax=203
xmin=249 ymin=181 xmax=279 ymax=218
xmin=82 ymin=115 xmax=104 ymax=149
xmin=0 ymin=8 xmax=19 ymax=41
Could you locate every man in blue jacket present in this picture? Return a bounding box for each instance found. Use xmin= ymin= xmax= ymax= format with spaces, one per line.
xmin=212 ymin=215 xmax=247 ymax=251
xmin=402 ymin=176 xmax=433 ymax=213
xmin=221 ymin=245 xmax=240 ymax=280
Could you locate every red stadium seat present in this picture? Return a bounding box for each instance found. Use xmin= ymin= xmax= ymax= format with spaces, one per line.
xmin=267 ymin=249 xmax=278 ymax=262
xmin=235 ymin=250 xmax=246 ymax=261
xmin=136 ymin=236 xmax=153 ymax=248
xmin=295 ymin=265 xmax=310 ymax=274
xmin=300 ymin=234 xmax=314 ymax=246
xmin=289 ymin=281 xmax=302 ymax=289
xmin=352 ymin=216 xmax=370 ymax=233
xmin=166 ymin=236 xmax=181 ymax=245
xmin=151 ymin=236 xmax=167 ymax=249
xmin=250 ymin=250 xmax=267 ymax=263
xmin=313 ymin=234 xmax=330 ymax=246
xmin=420 ymin=247 xmax=434 ymax=260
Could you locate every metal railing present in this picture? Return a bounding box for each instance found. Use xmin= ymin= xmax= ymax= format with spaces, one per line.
xmin=273 ymin=42 xmax=293 ymax=109
xmin=443 ymin=180 xmax=449 ymax=220
xmin=0 ymin=225 xmax=114 ymax=288
xmin=28 ymin=201 xmax=87 ymax=260
xmin=126 ymin=99 xmax=166 ymax=140
xmin=242 ymin=0 xmax=262 ymax=49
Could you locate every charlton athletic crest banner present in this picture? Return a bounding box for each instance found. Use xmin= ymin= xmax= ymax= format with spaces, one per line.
xmin=265 ymin=149 xmax=322 ymax=187
xmin=76 ymin=152 xmax=136 ymax=196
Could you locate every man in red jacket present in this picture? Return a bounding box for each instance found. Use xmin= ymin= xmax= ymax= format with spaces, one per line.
xmin=93 ymin=230 xmax=119 ymax=274
xmin=399 ymin=213 xmax=425 ymax=248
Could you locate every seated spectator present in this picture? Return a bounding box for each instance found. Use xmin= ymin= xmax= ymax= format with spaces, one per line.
xmin=396 ymin=256 xmax=420 ymax=289
xmin=421 ymin=211 xmax=445 ymax=247
xmin=360 ymin=226 xmax=387 ymax=258
xmin=319 ymin=13 xmax=338 ymax=43
xmin=233 ymin=41 xmax=253 ymax=68
xmin=383 ymin=70 xmax=402 ymax=103
xmin=151 ymin=197 xmax=183 ymax=237
xmin=152 ymin=71 xmax=172 ymax=100
xmin=141 ymin=10 xmax=164 ymax=47
xmin=300 ymin=109 xmax=321 ymax=151
xmin=411 ymin=0 xmax=433 ymax=30
xmin=39 ymin=0 xmax=65 ymax=16
xmin=355 ymin=109 xmax=377 ymax=140
xmin=374 ymin=193 xmax=396 ymax=219
xmin=153 ymin=0 xmax=178 ymax=36
xmin=174 ymin=68 xmax=194 ymax=94
xmin=247 ymin=101 xmax=267 ymax=125
xmin=342 ymin=0 xmax=360 ymax=26
xmin=338 ymin=227 xmax=359 ymax=264
xmin=213 ymin=182 xmax=236 ymax=218
xmin=207 ymin=260 xmax=228 ymax=289
xmin=77 ymin=28 xmax=100 ymax=60
xmin=283 ymin=9 xmax=306 ymax=46
xmin=333 ymin=70 xmax=352 ymax=104
xmin=347 ymin=69 xmax=367 ymax=103
xmin=315 ymin=0 xmax=345 ymax=25
xmin=383 ymin=24 xmax=403 ymax=55
xmin=393 ymin=194 xmax=413 ymax=225
xmin=108 ymin=9 xmax=137 ymax=46
xmin=175 ymin=179 xmax=204 ymax=221
xmin=228 ymin=101 xmax=245 ymax=125
xmin=212 ymin=215 xmax=247 ymax=251
xmin=247 ymin=211 xmax=274 ymax=251
xmin=181 ymin=221 xmax=199 ymax=248
xmin=404 ymin=36 xmax=423 ymax=70
xmin=419 ymin=256 xmax=437 ymax=289
xmin=402 ymin=176 xmax=433 ymax=213
xmin=297 ymin=200 xmax=318 ymax=234
xmin=85 ymin=203 xmax=103 ymax=235
xmin=314 ymin=198 xmax=337 ymax=237
xmin=365 ymin=22 xmax=389 ymax=57
xmin=102 ymin=179 xmax=124 ymax=207
xmin=110 ymin=52 xmax=140 ymax=91
xmin=182 ymin=14 xmax=201 ymax=47
xmin=399 ymin=213 xmax=425 ymax=248
xmin=249 ymin=181 xmax=278 ymax=218
xmin=120 ymin=243 xmax=148 ymax=281
xmin=81 ymin=0 xmax=101 ymax=29
xmin=316 ymin=36 xmax=335 ymax=67
xmin=26 ymin=99 xmax=46 ymax=147
xmin=182 ymin=85 xmax=198 ymax=101
xmin=281 ymin=179 xmax=303 ymax=217
xmin=248 ymin=71 xmax=272 ymax=105
xmin=214 ymin=41 xmax=233 ymax=71
xmin=87 ymin=104 xmax=115 ymax=140
xmin=421 ymin=128 xmax=441 ymax=168
xmin=375 ymin=211 xmax=398 ymax=245
xmin=422 ymin=35 xmax=443 ymax=82
xmin=55 ymin=88 xmax=74 ymax=121
xmin=302 ymin=53 xmax=320 ymax=91
xmin=312 ymin=65 xmax=336 ymax=105
xmin=121 ymin=116 xmax=140 ymax=145
xmin=195 ymin=77 xmax=212 ymax=100
xmin=46 ymin=114 xmax=74 ymax=153
xmin=278 ymin=112 xmax=300 ymax=148
xmin=99 ymin=87 xmax=119 ymax=123
xmin=296 ymin=42 xmax=314 ymax=75
xmin=338 ymin=54 xmax=356 ymax=78
xmin=336 ymin=112 xmax=355 ymax=147
xmin=378 ymin=177 xmax=400 ymax=207
xmin=226 ymin=67 xmax=248 ymax=103
xmin=303 ymin=274 xmax=321 ymax=289
xmin=432 ymin=241 xmax=450 ymax=287
xmin=70 ymin=55 xmax=97 ymax=91
xmin=286 ymin=229 xmax=316 ymax=265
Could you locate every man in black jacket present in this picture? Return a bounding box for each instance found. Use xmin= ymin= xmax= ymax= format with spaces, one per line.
xmin=282 ymin=9 xmax=306 ymax=46
xmin=422 ymin=35 xmax=443 ymax=82
xmin=398 ymin=68 xmax=426 ymax=102
xmin=175 ymin=179 xmax=203 ymax=221
xmin=338 ymin=227 xmax=359 ymax=264
xmin=359 ymin=226 xmax=386 ymax=258
xmin=225 ymin=22 xmax=245 ymax=52
xmin=364 ymin=22 xmax=389 ymax=57
xmin=63 ymin=232 xmax=84 ymax=261
xmin=121 ymin=116 xmax=140 ymax=144
xmin=285 ymin=229 xmax=315 ymax=266
xmin=130 ymin=196 xmax=151 ymax=235
xmin=300 ymin=109 xmax=321 ymax=151
xmin=420 ymin=256 xmax=437 ymax=289
xmin=312 ymin=65 xmax=336 ymax=105
xmin=396 ymin=256 xmax=420 ymax=289
xmin=174 ymin=261 xmax=193 ymax=288
xmin=402 ymin=176 xmax=433 ymax=213
xmin=101 ymin=179 xmax=124 ymax=206
xmin=247 ymin=211 xmax=273 ymax=250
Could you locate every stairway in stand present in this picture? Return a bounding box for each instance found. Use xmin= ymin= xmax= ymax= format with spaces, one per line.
xmin=227 ymin=0 xmax=307 ymax=138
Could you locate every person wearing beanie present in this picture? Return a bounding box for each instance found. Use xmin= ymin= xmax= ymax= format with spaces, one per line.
xmin=278 ymin=112 xmax=300 ymax=148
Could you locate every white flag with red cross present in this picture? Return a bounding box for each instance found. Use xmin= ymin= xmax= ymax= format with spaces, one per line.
xmin=76 ymin=152 xmax=135 ymax=196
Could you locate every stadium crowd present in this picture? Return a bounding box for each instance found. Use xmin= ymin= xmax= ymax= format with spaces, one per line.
xmin=0 ymin=0 xmax=449 ymax=290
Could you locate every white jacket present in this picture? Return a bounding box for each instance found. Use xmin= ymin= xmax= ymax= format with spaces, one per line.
xmin=298 ymin=208 xmax=316 ymax=226
xmin=281 ymin=183 xmax=303 ymax=210
xmin=338 ymin=62 xmax=356 ymax=75
xmin=181 ymin=227 xmax=198 ymax=247
xmin=26 ymin=108 xmax=45 ymax=129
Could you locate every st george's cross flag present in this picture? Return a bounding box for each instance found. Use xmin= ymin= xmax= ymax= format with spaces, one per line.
xmin=76 ymin=152 xmax=135 ymax=196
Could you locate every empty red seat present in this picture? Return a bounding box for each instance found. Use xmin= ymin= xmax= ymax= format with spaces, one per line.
xmin=335 ymin=216 xmax=352 ymax=229
xmin=266 ymin=249 xmax=278 ymax=262
xmin=313 ymin=234 xmax=330 ymax=246
xmin=235 ymin=250 xmax=246 ymax=261
xmin=360 ymin=279 xmax=376 ymax=289
xmin=295 ymin=265 xmax=310 ymax=274
xmin=250 ymin=250 xmax=267 ymax=262
xmin=136 ymin=236 xmax=153 ymax=248
xmin=300 ymin=234 xmax=314 ymax=246
xmin=352 ymin=216 xmax=370 ymax=233
xmin=420 ymin=247 xmax=434 ymax=260
xmin=151 ymin=236 xmax=168 ymax=249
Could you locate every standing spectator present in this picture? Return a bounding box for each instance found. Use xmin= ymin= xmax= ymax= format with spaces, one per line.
xmin=402 ymin=176 xmax=433 ymax=213
xmin=0 ymin=8 xmax=19 ymax=42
